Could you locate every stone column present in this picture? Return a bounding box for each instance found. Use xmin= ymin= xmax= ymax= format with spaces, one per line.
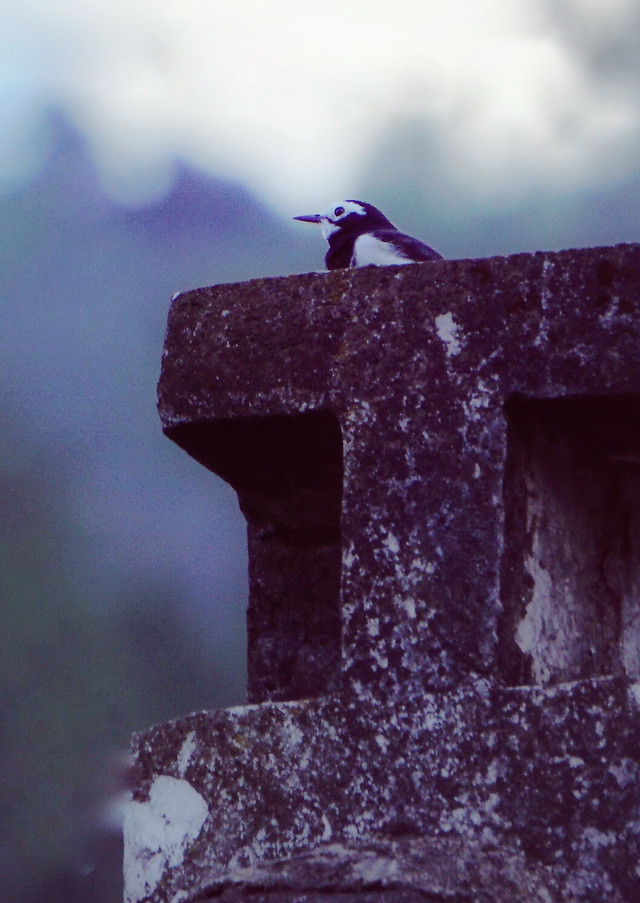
xmin=125 ymin=244 xmax=640 ymax=903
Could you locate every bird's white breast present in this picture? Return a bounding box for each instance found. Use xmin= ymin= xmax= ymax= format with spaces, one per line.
xmin=351 ymin=233 xmax=412 ymax=267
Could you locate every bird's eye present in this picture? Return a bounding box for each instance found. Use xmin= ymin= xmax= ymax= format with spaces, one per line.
xmin=333 ymin=206 xmax=345 ymax=217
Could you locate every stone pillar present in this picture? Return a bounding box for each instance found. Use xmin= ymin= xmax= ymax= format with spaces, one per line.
xmin=125 ymin=244 xmax=640 ymax=903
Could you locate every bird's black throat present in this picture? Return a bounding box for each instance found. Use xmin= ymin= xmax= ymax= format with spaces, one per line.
xmin=325 ymin=228 xmax=358 ymax=270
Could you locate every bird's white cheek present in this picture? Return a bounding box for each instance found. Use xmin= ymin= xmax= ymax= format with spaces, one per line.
xmin=321 ymin=219 xmax=339 ymax=240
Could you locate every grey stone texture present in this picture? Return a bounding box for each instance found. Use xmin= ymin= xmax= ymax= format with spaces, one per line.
xmin=126 ymin=244 xmax=640 ymax=902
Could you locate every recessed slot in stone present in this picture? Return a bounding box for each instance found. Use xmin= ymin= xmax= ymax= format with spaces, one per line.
xmin=500 ymin=393 xmax=640 ymax=686
xmin=166 ymin=410 xmax=343 ymax=703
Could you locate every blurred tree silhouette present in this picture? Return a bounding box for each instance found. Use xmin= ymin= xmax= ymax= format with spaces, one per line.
xmin=0 ymin=406 xmax=234 ymax=903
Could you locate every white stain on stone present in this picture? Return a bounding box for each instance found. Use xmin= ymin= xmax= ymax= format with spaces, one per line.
xmin=435 ymin=312 xmax=462 ymax=356
xmin=177 ymin=731 xmax=197 ymax=777
xmin=343 ymin=544 xmax=357 ymax=570
xmin=581 ymin=826 xmax=617 ymax=849
xmin=462 ymin=379 xmax=493 ymax=424
xmin=345 ymin=399 xmax=373 ymax=430
xmin=400 ymin=596 xmax=416 ymax=618
xmin=515 ymin=554 xmax=551 ymax=656
xmin=287 ymin=721 xmax=305 ymax=747
xmin=609 ymin=759 xmax=636 ymax=788
xmin=485 ymin=760 xmax=499 ymax=785
xmin=352 ymin=852 xmax=398 ymax=883
xmin=383 ymin=531 xmax=400 ymax=554
xmin=534 ymin=285 xmax=552 ymax=347
xmin=372 ymin=647 xmax=389 ymax=669
xmin=375 ymin=733 xmax=390 ymax=753
xmin=123 ymin=775 xmax=209 ymax=903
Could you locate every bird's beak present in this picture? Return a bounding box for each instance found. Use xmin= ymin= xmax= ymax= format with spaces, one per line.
xmin=293 ymin=213 xmax=322 ymax=224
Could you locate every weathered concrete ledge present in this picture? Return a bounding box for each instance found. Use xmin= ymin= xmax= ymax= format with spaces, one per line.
xmin=127 ymin=678 xmax=640 ymax=902
xmin=126 ymin=244 xmax=640 ymax=902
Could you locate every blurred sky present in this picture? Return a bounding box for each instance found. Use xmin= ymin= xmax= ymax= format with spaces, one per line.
xmin=2 ymin=0 xmax=640 ymax=213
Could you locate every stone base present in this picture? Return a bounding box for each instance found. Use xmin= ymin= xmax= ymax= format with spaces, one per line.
xmin=125 ymin=677 xmax=640 ymax=903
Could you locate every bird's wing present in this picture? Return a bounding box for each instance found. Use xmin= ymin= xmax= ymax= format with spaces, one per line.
xmin=371 ymin=229 xmax=443 ymax=262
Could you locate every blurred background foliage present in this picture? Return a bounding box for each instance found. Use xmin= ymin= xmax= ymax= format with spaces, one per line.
xmin=0 ymin=380 xmax=241 ymax=900
xmin=1 ymin=101 xmax=638 ymax=902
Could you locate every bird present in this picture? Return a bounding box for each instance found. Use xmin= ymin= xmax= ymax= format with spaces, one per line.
xmin=294 ymin=199 xmax=443 ymax=270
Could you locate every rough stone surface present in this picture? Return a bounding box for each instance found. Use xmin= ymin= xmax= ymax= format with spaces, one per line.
xmin=127 ymin=244 xmax=640 ymax=902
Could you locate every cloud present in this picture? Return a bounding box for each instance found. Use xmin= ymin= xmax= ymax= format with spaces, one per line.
xmin=1 ymin=0 xmax=639 ymax=209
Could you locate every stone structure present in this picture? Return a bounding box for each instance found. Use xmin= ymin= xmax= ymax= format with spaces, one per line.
xmin=125 ymin=244 xmax=640 ymax=902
